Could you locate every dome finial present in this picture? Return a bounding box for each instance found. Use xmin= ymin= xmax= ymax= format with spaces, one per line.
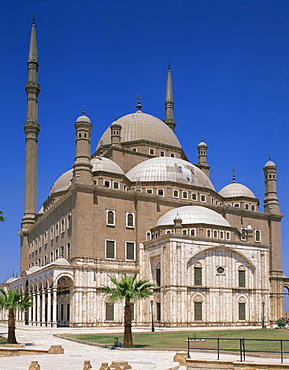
xmin=32 ymin=14 xmax=35 ymax=25
xmin=232 ymin=169 xmax=236 ymax=183
xmin=168 ymin=60 xmax=171 ymax=71
xmin=136 ymin=95 xmax=142 ymax=111
xmin=268 ymin=153 xmax=271 ymax=160
xmin=82 ymin=106 xmax=85 ymax=115
xmin=99 ymin=140 xmax=103 ymax=157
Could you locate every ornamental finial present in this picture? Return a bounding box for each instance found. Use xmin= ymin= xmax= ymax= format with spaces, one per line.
xmin=268 ymin=153 xmax=271 ymax=160
xmin=82 ymin=106 xmax=85 ymax=115
xmin=232 ymin=169 xmax=236 ymax=183
xmin=168 ymin=60 xmax=171 ymax=71
xmin=136 ymin=95 xmax=142 ymax=110
xmin=32 ymin=14 xmax=35 ymax=25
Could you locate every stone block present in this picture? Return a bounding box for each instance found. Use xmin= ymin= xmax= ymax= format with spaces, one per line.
xmin=48 ymin=345 xmax=64 ymax=354
xmin=28 ymin=361 xmax=41 ymax=370
xmin=83 ymin=360 xmax=93 ymax=370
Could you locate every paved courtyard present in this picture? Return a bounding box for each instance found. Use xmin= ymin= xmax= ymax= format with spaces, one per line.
xmin=0 ymin=324 xmax=288 ymax=370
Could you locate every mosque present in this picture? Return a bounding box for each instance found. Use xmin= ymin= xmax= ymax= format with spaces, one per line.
xmin=0 ymin=21 xmax=286 ymax=328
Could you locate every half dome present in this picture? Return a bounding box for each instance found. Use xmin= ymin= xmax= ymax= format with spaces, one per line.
xmin=50 ymin=169 xmax=73 ymax=195
xmin=126 ymin=157 xmax=215 ymax=190
xmin=97 ymin=110 xmax=182 ymax=149
xmin=157 ymin=206 xmax=230 ymax=227
xmin=91 ymin=157 xmax=124 ymax=174
xmin=219 ymin=183 xmax=256 ymax=198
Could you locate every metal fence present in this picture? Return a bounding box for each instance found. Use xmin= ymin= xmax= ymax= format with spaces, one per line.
xmin=187 ymin=337 xmax=289 ymax=363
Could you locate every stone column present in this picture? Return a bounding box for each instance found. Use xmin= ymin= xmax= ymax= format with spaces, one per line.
xmin=52 ymin=287 xmax=57 ymax=328
xmin=47 ymin=288 xmax=52 ymax=327
xmin=32 ymin=292 xmax=36 ymax=325
xmin=36 ymin=291 xmax=41 ymax=326
xmin=42 ymin=289 xmax=46 ymax=326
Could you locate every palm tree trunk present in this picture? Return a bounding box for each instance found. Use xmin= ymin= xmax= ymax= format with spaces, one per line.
xmin=123 ymin=300 xmax=133 ymax=347
xmin=7 ymin=309 xmax=17 ymax=344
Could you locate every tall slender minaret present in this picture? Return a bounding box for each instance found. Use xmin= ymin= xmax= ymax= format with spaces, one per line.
xmin=164 ymin=61 xmax=176 ymax=131
xmin=22 ymin=16 xmax=40 ymax=228
xmin=197 ymin=140 xmax=210 ymax=178
xmin=20 ymin=17 xmax=40 ymax=272
xmin=263 ymin=156 xmax=280 ymax=214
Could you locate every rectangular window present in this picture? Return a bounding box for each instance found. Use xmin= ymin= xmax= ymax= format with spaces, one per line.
xmin=67 ymin=213 xmax=72 ymax=229
xmin=192 ymin=193 xmax=197 ymax=201
xmin=182 ymin=191 xmax=188 ymax=199
xmin=44 ymin=231 xmax=48 ymax=244
xmin=190 ymin=229 xmax=196 ymax=236
xmin=194 ymin=302 xmax=202 ymax=320
xmin=200 ymin=195 xmax=206 ymax=202
xmin=61 ymin=218 xmax=65 ymax=233
xmin=157 ymin=302 xmax=161 ymax=321
xmin=238 ymin=270 xmax=246 ymax=288
xmin=60 ymin=246 xmax=64 ymax=258
xmin=113 ymin=182 xmax=119 ymax=189
xmin=106 ymin=240 xmax=115 ymax=259
xmin=146 ymin=189 xmax=153 ymax=194
xmin=67 ymin=243 xmax=71 ymax=259
xmin=158 ymin=189 xmax=164 ymax=196
xmin=50 ymin=252 xmax=53 ymax=262
xmin=194 ymin=267 xmax=202 ymax=286
xmin=226 ymin=232 xmax=231 ymax=240
xmin=173 ymin=190 xmax=179 ymax=198
xmin=106 ymin=303 xmax=114 ymax=321
xmin=156 ymin=268 xmax=161 ymax=286
xmin=55 ymin=222 xmax=59 ymax=237
xmin=126 ymin=242 xmax=135 ymax=260
xmin=55 ymin=249 xmax=59 ymax=259
xmin=50 ymin=226 xmax=54 ymax=240
xmin=239 ymin=303 xmax=246 ymax=320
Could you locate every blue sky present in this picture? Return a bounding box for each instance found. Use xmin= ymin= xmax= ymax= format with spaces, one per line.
xmin=1 ymin=0 xmax=289 ymax=304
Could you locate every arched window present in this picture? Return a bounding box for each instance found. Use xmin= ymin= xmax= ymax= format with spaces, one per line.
xmin=126 ymin=212 xmax=134 ymax=227
xmin=255 ymin=230 xmax=261 ymax=242
xmin=194 ymin=263 xmax=202 ymax=286
xmin=238 ymin=266 xmax=246 ymax=288
xmin=107 ymin=210 xmax=115 ymax=226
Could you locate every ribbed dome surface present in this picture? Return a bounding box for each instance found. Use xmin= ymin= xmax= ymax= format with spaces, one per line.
xmin=91 ymin=157 xmax=124 ymax=174
xmin=126 ymin=157 xmax=215 ymax=190
xmin=97 ymin=110 xmax=181 ymax=149
xmin=219 ymin=183 xmax=255 ymax=198
xmin=157 ymin=206 xmax=230 ymax=227
xmin=50 ymin=169 xmax=73 ymax=194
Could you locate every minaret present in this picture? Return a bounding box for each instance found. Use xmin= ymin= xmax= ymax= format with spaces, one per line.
xmin=263 ymin=155 xmax=280 ymax=214
xmin=197 ymin=140 xmax=210 ymax=178
xmin=72 ymin=108 xmax=93 ymax=185
xmin=22 ymin=16 xmax=40 ymax=228
xmin=20 ymin=17 xmax=40 ymax=273
xmin=164 ymin=61 xmax=176 ymax=131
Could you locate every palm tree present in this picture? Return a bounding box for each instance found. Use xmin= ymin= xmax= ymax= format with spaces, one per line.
xmin=102 ymin=273 xmax=154 ymax=347
xmin=0 ymin=289 xmax=32 ymax=344
xmin=0 ymin=211 xmax=5 ymax=222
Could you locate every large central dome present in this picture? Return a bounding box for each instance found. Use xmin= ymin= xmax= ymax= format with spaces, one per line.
xmin=97 ymin=110 xmax=182 ymax=149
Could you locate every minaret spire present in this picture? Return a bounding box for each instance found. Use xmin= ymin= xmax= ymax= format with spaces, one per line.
xmin=164 ymin=61 xmax=176 ymax=131
xmin=20 ymin=17 xmax=41 ymax=272
xmin=22 ymin=17 xmax=40 ymax=226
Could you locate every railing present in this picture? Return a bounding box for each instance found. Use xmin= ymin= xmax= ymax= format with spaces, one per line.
xmin=187 ymin=337 xmax=289 ymax=364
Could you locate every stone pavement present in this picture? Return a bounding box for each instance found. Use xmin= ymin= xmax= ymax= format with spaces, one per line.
xmin=0 ymin=324 xmax=288 ymax=370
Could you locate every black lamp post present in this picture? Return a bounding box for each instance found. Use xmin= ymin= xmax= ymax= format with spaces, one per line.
xmin=150 ymin=299 xmax=155 ymax=332
xmin=262 ymin=301 xmax=266 ymax=329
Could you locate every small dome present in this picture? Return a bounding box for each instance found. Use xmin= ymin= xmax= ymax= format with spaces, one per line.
xmin=50 ymin=169 xmax=73 ymax=195
xmin=197 ymin=141 xmax=208 ymax=148
xmin=76 ymin=115 xmax=91 ymax=123
xmin=51 ymin=258 xmax=71 ymax=266
xmin=264 ymin=160 xmax=276 ymax=168
xmin=28 ymin=266 xmax=40 ymax=274
xmin=91 ymin=157 xmax=124 ymax=175
xmin=157 ymin=206 xmax=231 ymax=227
xmin=219 ymin=183 xmax=256 ymax=199
xmin=5 ymin=277 xmax=18 ymax=284
xmin=126 ymin=157 xmax=215 ymax=190
xmin=97 ymin=111 xmax=182 ymax=149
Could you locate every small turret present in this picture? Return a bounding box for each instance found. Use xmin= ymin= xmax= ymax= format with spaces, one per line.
xmin=197 ymin=140 xmax=210 ymax=178
xmin=110 ymin=118 xmax=122 ymax=147
xmin=72 ymin=109 xmax=93 ymax=185
xmin=263 ymin=155 xmax=280 ymax=214
xmin=164 ymin=61 xmax=176 ymax=131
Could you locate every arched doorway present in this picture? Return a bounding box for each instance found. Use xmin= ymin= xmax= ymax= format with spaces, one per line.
xmin=57 ymin=276 xmax=73 ymax=327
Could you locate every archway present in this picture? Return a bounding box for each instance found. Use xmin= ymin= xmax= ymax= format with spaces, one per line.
xmin=57 ymin=276 xmax=73 ymax=327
